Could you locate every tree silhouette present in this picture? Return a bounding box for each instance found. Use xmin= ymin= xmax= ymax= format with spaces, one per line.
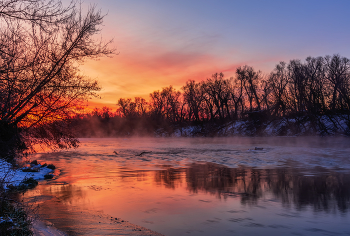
xmin=0 ymin=0 xmax=113 ymax=161
xmin=71 ymin=54 xmax=350 ymax=137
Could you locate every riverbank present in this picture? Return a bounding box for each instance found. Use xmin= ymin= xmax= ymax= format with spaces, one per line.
xmin=29 ymin=196 xmax=164 ymax=236
xmin=0 ymin=158 xmax=56 ymax=235
xmin=1 ymin=158 xmax=164 ymax=235
xmin=72 ymin=113 xmax=350 ymax=138
xmin=165 ymin=115 xmax=350 ymax=137
xmin=0 ymin=159 xmax=54 ymax=189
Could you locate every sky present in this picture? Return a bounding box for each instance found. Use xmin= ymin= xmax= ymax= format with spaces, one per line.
xmin=74 ymin=0 xmax=350 ymax=109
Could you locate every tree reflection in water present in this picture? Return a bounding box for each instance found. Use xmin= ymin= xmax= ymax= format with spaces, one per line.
xmin=154 ymin=163 xmax=350 ymax=214
xmin=154 ymin=167 xmax=183 ymax=189
xmin=21 ymin=161 xmax=350 ymax=236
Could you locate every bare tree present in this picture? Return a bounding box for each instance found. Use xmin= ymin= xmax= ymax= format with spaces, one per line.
xmin=236 ymin=66 xmax=262 ymax=113
xmin=152 ymin=86 xmax=182 ymax=123
xmin=303 ymin=57 xmax=326 ymax=115
xmin=182 ymin=80 xmax=204 ymax=122
xmin=117 ymin=97 xmax=148 ymax=118
xmin=201 ymin=73 xmax=227 ymax=120
xmin=325 ymin=54 xmax=350 ymax=113
xmin=117 ymin=98 xmax=135 ymax=117
xmin=134 ymin=97 xmax=148 ymax=116
xmin=268 ymin=62 xmax=289 ymax=117
xmin=230 ymin=75 xmax=244 ymax=120
xmin=0 ymin=0 xmax=114 ymax=161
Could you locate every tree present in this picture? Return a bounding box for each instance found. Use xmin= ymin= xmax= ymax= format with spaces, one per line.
xmin=236 ymin=66 xmax=262 ymax=113
xmin=161 ymin=86 xmax=182 ymax=123
xmin=230 ymin=75 xmax=244 ymax=120
xmin=182 ymin=80 xmax=204 ymax=122
xmin=0 ymin=0 xmax=114 ymax=161
xmin=134 ymin=97 xmax=148 ymax=116
xmin=202 ymin=73 xmax=231 ymax=120
xmin=0 ymin=0 xmax=73 ymax=26
xmin=117 ymin=98 xmax=143 ymax=118
xmin=325 ymin=55 xmax=350 ymax=113
xmin=149 ymin=86 xmax=182 ymax=123
xmin=268 ymin=62 xmax=289 ymax=117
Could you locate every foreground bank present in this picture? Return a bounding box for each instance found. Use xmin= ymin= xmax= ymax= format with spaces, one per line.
xmin=1 ymin=158 xmax=165 ymax=236
xmin=0 ymin=159 xmax=55 ymax=235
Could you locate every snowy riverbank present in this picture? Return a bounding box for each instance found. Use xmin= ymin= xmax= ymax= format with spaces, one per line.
xmin=0 ymin=159 xmax=54 ymax=189
xmin=165 ymin=115 xmax=350 ymax=137
xmin=1 ymin=158 xmax=164 ymax=236
xmin=0 ymin=159 xmax=57 ymax=235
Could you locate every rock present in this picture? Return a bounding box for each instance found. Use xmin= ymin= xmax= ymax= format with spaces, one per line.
xmin=30 ymin=160 xmax=38 ymax=165
xmin=44 ymin=174 xmax=54 ymax=179
xmin=17 ymin=177 xmax=38 ymax=190
xmin=22 ymin=167 xmax=40 ymax=172
xmin=47 ymin=164 xmax=56 ymax=170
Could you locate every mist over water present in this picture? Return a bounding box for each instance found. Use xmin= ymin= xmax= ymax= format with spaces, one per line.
xmin=24 ymin=137 xmax=350 ymax=236
xmin=74 ymin=137 xmax=350 ymax=170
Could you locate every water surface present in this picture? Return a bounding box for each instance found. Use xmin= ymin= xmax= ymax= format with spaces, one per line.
xmin=24 ymin=137 xmax=350 ymax=235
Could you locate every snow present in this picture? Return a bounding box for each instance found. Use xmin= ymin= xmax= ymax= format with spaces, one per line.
xmin=157 ymin=115 xmax=349 ymax=137
xmin=0 ymin=216 xmax=13 ymax=224
xmin=0 ymin=159 xmax=54 ymax=189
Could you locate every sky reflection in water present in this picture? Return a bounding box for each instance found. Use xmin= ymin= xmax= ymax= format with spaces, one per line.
xmin=24 ymin=138 xmax=350 ymax=236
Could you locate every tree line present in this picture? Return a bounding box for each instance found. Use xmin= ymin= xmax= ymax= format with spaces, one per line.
xmin=73 ymin=54 xmax=350 ymax=137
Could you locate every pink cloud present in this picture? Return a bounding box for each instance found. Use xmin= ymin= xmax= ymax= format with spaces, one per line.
xmin=79 ymin=37 xmax=282 ymax=109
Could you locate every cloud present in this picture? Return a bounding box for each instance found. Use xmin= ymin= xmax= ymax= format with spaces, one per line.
xmin=78 ymin=19 xmax=287 ymax=109
xmin=80 ymin=42 xmax=284 ymax=110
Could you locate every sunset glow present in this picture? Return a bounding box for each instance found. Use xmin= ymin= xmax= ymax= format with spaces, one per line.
xmin=2 ymin=1 xmax=350 ymax=235
xmin=77 ymin=0 xmax=350 ymax=110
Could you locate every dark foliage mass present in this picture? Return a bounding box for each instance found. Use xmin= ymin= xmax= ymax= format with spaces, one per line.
xmin=0 ymin=198 xmax=32 ymax=235
xmin=73 ymin=55 xmax=350 ymax=137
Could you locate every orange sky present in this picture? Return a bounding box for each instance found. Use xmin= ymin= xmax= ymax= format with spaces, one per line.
xmin=80 ymin=43 xmax=279 ymax=110
xmin=77 ymin=1 xmax=350 ymax=111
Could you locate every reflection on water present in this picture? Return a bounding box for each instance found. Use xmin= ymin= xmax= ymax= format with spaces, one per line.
xmin=23 ymin=138 xmax=350 ymax=236
xmin=172 ymin=164 xmax=350 ymax=213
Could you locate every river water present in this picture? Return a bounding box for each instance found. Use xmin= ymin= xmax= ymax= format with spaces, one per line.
xmin=23 ymin=137 xmax=350 ymax=235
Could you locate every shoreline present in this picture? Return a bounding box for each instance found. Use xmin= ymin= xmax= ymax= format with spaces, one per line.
xmin=32 ymin=220 xmax=66 ymax=236
xmin=28 ymin=195 xmax=164 ymax=236
xmin=1 ymin=159 xmax=164 ymax=235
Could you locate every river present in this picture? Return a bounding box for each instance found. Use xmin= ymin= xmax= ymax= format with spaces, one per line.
xmin=23 ymin=137 xmax=350 ymax=235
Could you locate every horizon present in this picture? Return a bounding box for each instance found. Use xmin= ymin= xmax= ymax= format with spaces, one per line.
xmin=74 ymin=0 xmax=350 ymax=110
